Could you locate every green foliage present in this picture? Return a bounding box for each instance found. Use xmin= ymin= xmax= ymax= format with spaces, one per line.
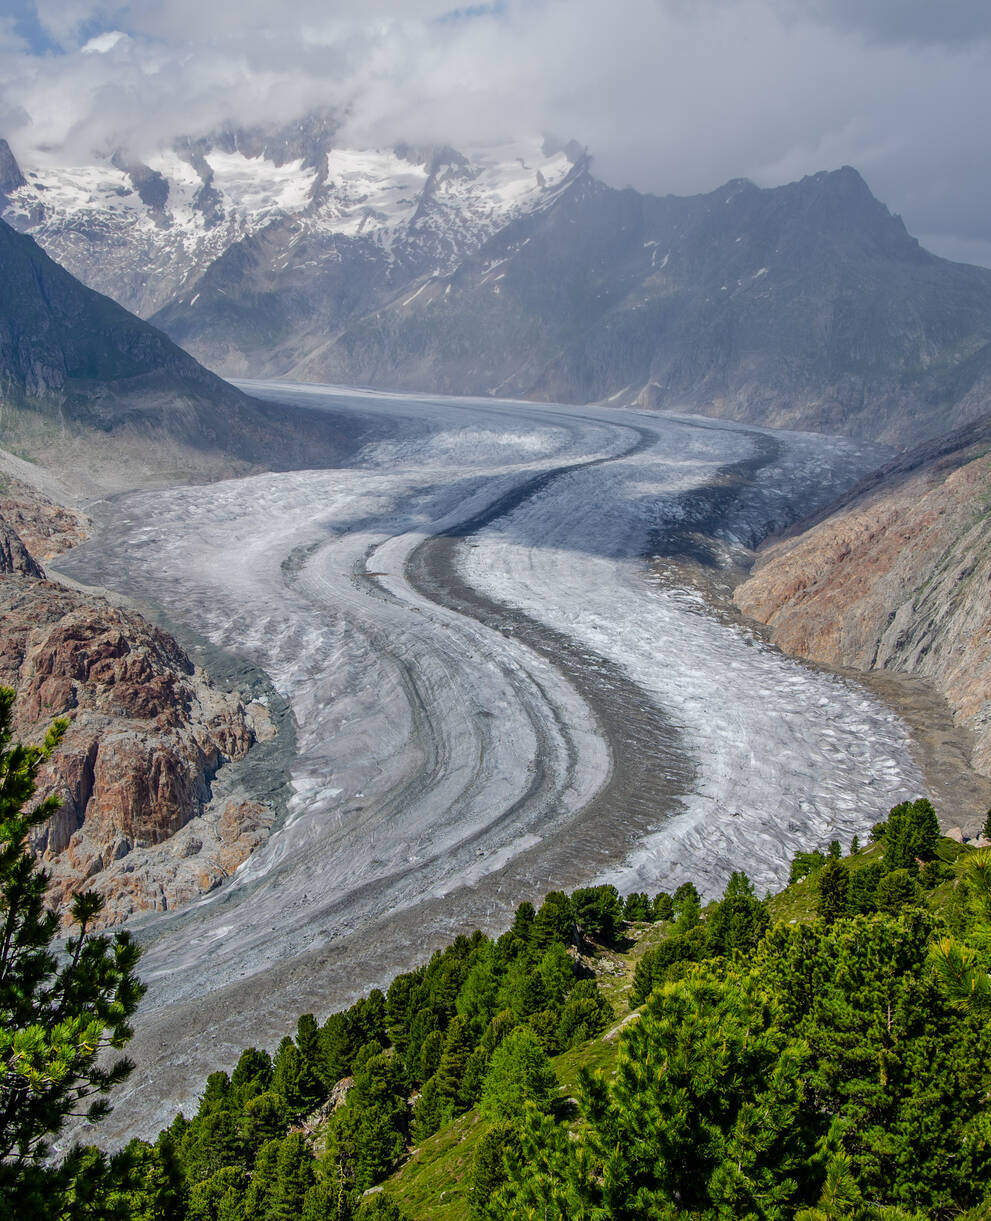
xmin=480 ymin=1027 xmax=557 ymax=1123
xmin=492 ymin=972 xmax=824 ymax=1219
xmin=874 ymin=867 xmax=921 ymax=913
xmin=468 ymin=1123 xmax=520 ymax=1219
xmin=790 ymin=849 xmax=827 ymax=884
xmin=240 ymin=1092 xmax=290 ymax=1153
xmin=847 ymin=862 xmax=884 ymax=914
xmin=230 ymin=1049 xmax=272 ymax=1106
xmin=814 ymin=859 xmax=850 ymax=924
xmin=0 ymin=688 xmax=145 ymax=1220
xmin=186 ymin=1164 xmax=247 ymax=1221
xmin=356 ymin=1196 xmax=410 ymax=1221
xmin=38 ymin=809 xmax=991 ymax=1221
xmin=537 ymin=942 xmax=574 ymax=1010
xmin=114 ymin=1135 xmax=185 ymax=1221
xmin=883 ymin=799 xmax=940 ymax=871
xmin=630 ymin=926 xmax=708 ymax=1006
xmin=758 ymin=911 xmax=991 ymax=1212
xmin=707 ymin=870 xmax=769 ymax=957
xmin=651 ymin=891 xmax=674 ymax=921
xmin=621 ymin=892 xmax=652 ymax=923
xmin=672 ymin=880 xmax=701 ymax=933
xmin=532 ymin=892 xmax=574 ymax=950
xmin=271 ymin=1037 xmax=323 ymax=1117
xmin=556 ymin=980 xmax=612 ymax=1050
xmin=569 ymin=886 xmax=623 ymax=943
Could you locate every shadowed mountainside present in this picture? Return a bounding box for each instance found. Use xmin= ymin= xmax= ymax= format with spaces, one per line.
xmin=0 ymin=217 xmax=373 ymax=492
xmin=7 ymin=121 xmax=991 ymax=449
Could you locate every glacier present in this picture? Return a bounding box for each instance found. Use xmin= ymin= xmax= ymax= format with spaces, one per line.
xmin=52 ymin=382 xmax=923 ymax=1142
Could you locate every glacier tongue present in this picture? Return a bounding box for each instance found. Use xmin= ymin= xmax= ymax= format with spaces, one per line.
xmin=52 ymin=383 xmax=922 ymax=1144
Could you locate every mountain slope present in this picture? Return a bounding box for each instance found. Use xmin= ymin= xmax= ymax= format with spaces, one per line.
xmin=735 ymin=411 xmax=991 ymax=776
xmin=287 ymin=165 xmax=991 ymax=448
xmin=0 ymin=217 xmax=364 ymax=490
xmin=7 ymin=124 xmax=991 ymax=448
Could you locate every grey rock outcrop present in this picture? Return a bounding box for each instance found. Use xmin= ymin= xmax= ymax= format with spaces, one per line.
xmin=0 ymin=138 xmax=25 ymax=196
xmin=0 ymin=520 xmax=45 ymax=577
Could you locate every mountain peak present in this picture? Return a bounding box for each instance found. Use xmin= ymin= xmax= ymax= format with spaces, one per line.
xmin=0 ymin=138 xmax=25 ymax=196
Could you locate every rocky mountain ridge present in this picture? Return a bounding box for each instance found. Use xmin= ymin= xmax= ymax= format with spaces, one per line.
xmin=0 ymin=472 xmax=89 ymax=559
xmin=735 ymin=412 xmax=991 ymax=778
xmin=6 ymin=125 xmax=991 ymax=448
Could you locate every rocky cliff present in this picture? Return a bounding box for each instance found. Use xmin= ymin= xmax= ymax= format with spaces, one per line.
xmin=0 ymin=473 xmax=88 ymax=559
xmin=0 ymin=562 xmax=276 ymax=927
xmin=735 ymin=414 xmax=991 ymax=776
xmin=0 ymin=520 xmax=45 ymax=576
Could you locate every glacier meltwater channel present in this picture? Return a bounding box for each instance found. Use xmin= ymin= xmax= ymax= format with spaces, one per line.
xmin=53 ymin=383 xmax=923 ymax=1142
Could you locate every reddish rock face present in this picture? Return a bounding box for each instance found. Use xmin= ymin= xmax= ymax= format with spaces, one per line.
xmin=0 ymin=476 xmax=88 ymax=560
xmin=735 ymin=417 xmax=991 ymax=778
xmin=0 ymin=574 xmax=274 ymax=927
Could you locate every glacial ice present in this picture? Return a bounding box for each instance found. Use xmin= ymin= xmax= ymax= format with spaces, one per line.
xmin=52 ymin=382 xmax=924 ymax=1140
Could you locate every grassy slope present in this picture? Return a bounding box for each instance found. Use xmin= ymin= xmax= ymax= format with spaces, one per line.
xmin=374 ymin=837 xmax=980 ymax=1220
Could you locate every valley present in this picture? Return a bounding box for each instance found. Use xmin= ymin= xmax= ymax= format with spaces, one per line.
xmin=50 ymin=381 xmax=931 ymax=1143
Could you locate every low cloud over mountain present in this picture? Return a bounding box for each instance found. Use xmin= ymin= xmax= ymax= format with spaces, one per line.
xmin=2 ymin=1 xmax=991 ymax=264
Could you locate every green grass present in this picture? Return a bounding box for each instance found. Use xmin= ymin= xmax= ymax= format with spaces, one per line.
xmin=379 ymin=1109 xmax=485 ymax=1221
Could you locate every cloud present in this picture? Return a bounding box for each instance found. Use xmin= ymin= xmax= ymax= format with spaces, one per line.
xmin=80 ymin=29 xmax=127 ymax=53
xmin=1 ymin=0 xmax=989 ymax=264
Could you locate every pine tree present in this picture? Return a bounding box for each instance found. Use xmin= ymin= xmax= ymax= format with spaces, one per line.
xmin=814 ymin=861 xmax=850 ymax=925
xmin=480 ymin=1027 xmax=557 ymax=1123
xmin=331 ymin=1052 xmax=408 ymax=1189
xmin=556 ymin=980 xmax=612 ymax=1051
xmin=884 ymin=799 xmax=940 ymax=871
xmin=707 ymin=870 xmax=769 ymax=957
xmin=0 ymin=688 xmax=144 ymax=1219
xmin=494 ymin=973 xmax=824 ymax=1218
xmin=651 ymin=892 xmax=674 ymax=922
xmin=532 ymin=892 xmax=574 ymax=949
xmin=570 ymin=886 xmax=623 ymax=943
xmin=537 ymin=942 xmax=574 ymax=1009
xmin=434 ymin=1015 xmax=475 ymax=1110
xmin=271 ymin=1036 xmax=323 ymax=1116
xmin=468 ymin=1123 xmax=520 ymax=1218
xmin=268 ymin=1132 xmax=316 ymax=1221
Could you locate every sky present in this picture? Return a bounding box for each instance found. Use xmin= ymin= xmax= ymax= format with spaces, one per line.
xmin=1 ymin=0 xmax=989 ymax=265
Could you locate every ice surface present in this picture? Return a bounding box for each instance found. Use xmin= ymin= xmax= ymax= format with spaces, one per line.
xmin=52 ymin=383 xmax=923 ymax=1140
xmin=458 ymin=430 xmax=920 ymax=896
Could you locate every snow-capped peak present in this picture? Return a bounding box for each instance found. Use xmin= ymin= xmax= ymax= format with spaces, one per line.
xmin=1 ymin=128 xmax=576 ymax=319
